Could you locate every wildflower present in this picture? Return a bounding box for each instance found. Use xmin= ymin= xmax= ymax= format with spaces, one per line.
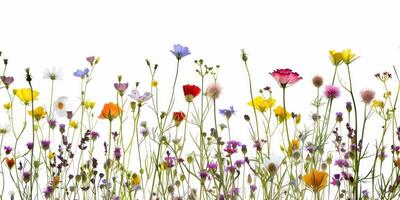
xmin=114 ymin=82 xmax=129 ymax=94
xmin=26 ymin=142 xmax=34 ymax=150
xmin=199 ymin=171 xmax=209 ymax=181
xmin=130 ymin=173 xmax=141 ymax=187
xmin=362 ymin=190 xmax=369 ymax=199
xmin=172 ymin=111 xmax=186 ymax=127
xmin=98 ymin=102 xmax=122 ymax=121
xmin=224 ymin=140 xmax=241 ymax=155
xmin=73 ymin=68 xmax=89 ymax=78
xmin=3 ymin=102 xmax=11 ymax=110
xmin=59 ymin=124 xmax=65 ymax=134
xmin=163 ymin=151 xmax=175 ymax=169
xmin=182 ymin=84 xmax=201 ymax=102
xmin=129 ymin=89 xmax=152 ymax=105
xmin=228 ymin=187 xmax=240 ymax=197
xmin=264 ymin=153 xmax=283 ymax=175
xmin=52 ymin=96 xmax=68 ymax=118
xmin=28 ymin=106 xmax=47 ymax=121
xmin=86 ymin=56 xmax=99 ymax=66
xmin=375 ymin=72 xmax=392 ymax=82
xmin=151 ymin=80 xmax=158 ymax=87
xmin=346 ymin=102 xmax=352 ymax=112
xmin=114 ymin=147 xmax=122 ymax=160
xmin=43 ymin=67 xmax=63 ymax=80
xmin=84 ymin=100 xmax=96 ymax=109
xmin=1 ymin=76 xmax=14 ymax=88
xmin=15 ymin=88 xmax=39 ymax=105
xmin=51 ymin=176 xmax=61 ymax=187
xmin=43 ymin=185 xmax=54 ymax=199
xmin=170 ymin=44 xmax=191 ymax=60
xmin=0 ymin=124 xmax=10 ymax=134
xmin=225 ymin=165 xmax=236 ymax=173
xmin=22 ymin=171 xmax=32 ymax=183
xmin=250 ymin=185 xmax=257 ymax=193
xmin=294 ymin=113 xmax=301 ymax=124
xmin=273 ymin=106 xmax=291 ymax=123
xmin=219 ymin=106 xmax=236 ymax=119
xmin=234 ymin=159 xmax=245 ymax=168
xmin=323 ymin=85 xmax=340 ymax=99
xmin=47 ymin=119 xmax=57 ymax=129
xmin=207 ymin=162 xmax=218 ymax=172
xmin=312 ymin=75 xmax=324 ymax=88
xmin=90 ymin=131 xmax=100 ymax=140
xmin=288 ymin=139 xmax=300 ymax=156
xmin=329 ymin=50 xmax=343 ymax=66
xmin=206 ymin=83 xmax=222 ymax=99
xmin=270 ymin=68 xmax=302 ymax=88
xmin=336 ymin=112 xmax=343 ymax=123
xmin=4 ymin=146 xmax=12 ymax=154
xmin=48 ymin=152 xmax=55 ymax=160
xmin=5 ymin=158 xmax=15 ymax=169
xmin=360 ymin=89 xmax=375 ymax=104
xmin=41 ymin=140 xmax=51 ymax=150
xmin=334 ymin=159 xmax=350 ymax=168
xmin=303 ymin=168 xmax=329 ymax=192
xmin=69 ymin=120 xmax=78 ymax=129
xmin=330 ymin=174 xmax=342 ymax=186
xmin=341 ymin=49 xmax=357 ymax=65
xmin=247 ymin=96 xmax=276 ymax=112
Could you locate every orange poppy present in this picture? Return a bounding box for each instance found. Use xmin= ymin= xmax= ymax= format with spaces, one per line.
xmin=98 ymin=102 xmax=122 ymax=120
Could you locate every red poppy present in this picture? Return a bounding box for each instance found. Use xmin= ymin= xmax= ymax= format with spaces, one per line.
xmin=5 ymin=157 xmax=15 ymax=169
xmin=173 ymin=111 xmax=186 ymax=126
xmin=183 ymin=84 xmax=201 ymax=102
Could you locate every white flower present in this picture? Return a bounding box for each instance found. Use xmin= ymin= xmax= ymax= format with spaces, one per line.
xmin=129 ymin=89 xmax=152 ymax=103
xmin=0 ymin=124 xmax=10 ymax=134
xmin=264 ymin=153 xmax=284 ymax=175
xmin=43 ymin=67 xmax=63 ymax=80
xmin=53 ymin=96 xmax=69 ymax=117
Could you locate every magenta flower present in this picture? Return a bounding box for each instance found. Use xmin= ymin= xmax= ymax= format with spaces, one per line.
xmin=270 ymin=68 xmax=302 ymax=88
xmin=4 ymin=146 xmax=12 ymax=154
xmin=324 ymin=85 xmax=340 ymax=99
xmin=360 ymin=89 xmax=375 ymax=104
xmin=207 ymin=162 xmax=218 ymax=171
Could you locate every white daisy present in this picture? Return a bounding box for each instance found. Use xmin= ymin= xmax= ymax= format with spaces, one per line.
xmin=43 ymin=67 xmax=63 ymax=80
xmin=264 ymin=152 xmax=284 ymax=175
xmin=53 ymin=96 xmax=69 ymax=117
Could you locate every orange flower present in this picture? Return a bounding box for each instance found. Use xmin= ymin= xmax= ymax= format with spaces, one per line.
xmin=5 ymin=157 xmax=15 ymax=169
xmin=98 ymin=102 xmax=122 ymax=120
xmin=303 ymin=168 xmax=328 ymax=192
xmin=173 ymin=111 xmax=186 ymax=127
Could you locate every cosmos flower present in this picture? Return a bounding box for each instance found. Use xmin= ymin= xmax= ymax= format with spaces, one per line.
xmin=170 ymin=44 xmax=191 ymax=60
xmin=303 ymin=168 xmax=329 ymax=192
xmin=53 ymin=96 xmax=69 ymax=118
xmin=270 ymin=68 xmax=302 ymax=88
xmin=73 ymin=68 xmax=90 ymax=78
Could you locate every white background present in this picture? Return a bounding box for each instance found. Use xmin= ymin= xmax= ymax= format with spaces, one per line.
xmin=1 ymin=0 xmax=400 ymax=198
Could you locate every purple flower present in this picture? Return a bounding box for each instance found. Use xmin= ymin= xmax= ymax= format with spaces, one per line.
xmin=129 ymin=89 xmax=152 ymax=103
xmin=170 ymin=44 xmax=190 ymax=60
xmin=48 ymin=119 xmax=57 ymax=129
xmin=330 ymin=174 xmax=342 ymax=186
xmin=324 ymin=85 xmax=340 ymax=99
xmin=114 ymin=83 xmax=129 ymax=93
xmin=362 ymin=190 xmax=369 ymax=198
xmin=43 ymin=185 xmax=54 ymax=199
xmin=346 ymin=102 xmax=352 ymax=112
xmin=219 ymin=106 xmax=235 ymax=119
xmin=59 ymin=124 xmax=66 ymax=134
xmin=199 ymin=171 xmax=209 ymax=180
xmin=164 ymin=151 xmax=175 ymax=168
xmin=336 ymin=112 xmax=343 ymax=123
xmin=250 ymin=184 xmax=257 ymax=193
xmin=41 ymin=140 xmax=51 ymax=150
xmin=207 ymin=162 xmax=218 ymax=171
xmin=114 ymin=147 xmax=122 ymax=160
xmin=90 ymin=131 xmax=100 ymax=140
xmin=22 ymin=171 xmax=32 ymax=183
xmin=334 ymin=159 xmax=350 ymax=168
xmin=1 ymin=76 xmax=14 ymax=88
xmin=73 ymin=68 xmax=89 ymax=78
xmin=224 ymin=140 xmax=241 ymax=155
xmin=26 ymin=142 xmax=34 ymax=150
xmin=228 ymin=187 xmax=240 ymax=196
xmin=4 ymin=146 xmax=12 ymax=154
xmin=234 ymin=159 xmax=245 ymax=168
xmin=86 ymin=56 xmax=95 ymax=66
xmin=225 ymin=165 xmax=236 ymax=173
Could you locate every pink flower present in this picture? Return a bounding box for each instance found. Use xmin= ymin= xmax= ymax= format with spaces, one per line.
xmin=270 ymin=69 xmax=302 ymax=88
xmin=324 ymin=85 xmax=340 ymax=99
xmin=360 ymin=89 xmax=375 ymax=104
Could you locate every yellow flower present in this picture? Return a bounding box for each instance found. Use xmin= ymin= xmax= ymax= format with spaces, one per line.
xmin=288 ymin=139 xmax=300 ymax=156
xmin=295 ymin=114 xmax=301 ymax=124
xmin=303 ymin=168 xmax=329 ymax=192
xmin=130 ymin=173 xmax=141 ymax=187
xmin=69 ymin=120 xmax=78 ymax=129
xmin=28 ymin=106 xmax=47 ymax=121
xmin=329 ymin=50 xmax=342 ymax=66
xmin=341 ymin=49 xmax=357 ymax=65
xmin=372 ymin=99 xmax=384 ymax=109
xmin=384 ymin=91 xmax=391 ymax=98
xmin=48 ymin=152 xmax=55 ymax=160
xmin=151 ymin=80 xmax=158 ymax=87
xmin=84 ymin=100 xmax=96 ymax=110
xmin=273 ymin=106 xmax=291 ymax=123
xmin=3 ymin=102 xmax=11 ymax=110
xmin=247 ymin=96 xmax=276 ymax=112
xmin=15 ymin=88 xmax=39 ymax=104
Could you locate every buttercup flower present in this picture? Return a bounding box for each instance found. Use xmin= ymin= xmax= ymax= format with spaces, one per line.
xmin=247 ymin=96 xmax=276 ymax=113
xmin=98 ymin=102 xmax=122 ymax=120
xmin=273 ymin=106 xmax=291 ymax=123
xmin=329 ymin=50 xmax=343 ymax=66
xmin=270 ymin=68 xmax=302 ymax=88
xmin=69 ymin=120 xmax=78 ymax=129
xmin=130 ymin=173 xmax=141 ymax=188
xmin=172 ymin=111 xmax=186 ymax=127
xmin=372 ymin=99 xmax=384 ymax=108
xmin=129 ymin=89 xmax=152 ymax=105
xmin=341 ymin=49 xmax=357 ymax=64
xmin=73 ymin=68 xmax=89 ymax=78
xmin=324 ymin=85 xmax=340 ymax=99
xmin=360 ymin=89 xmax=375 ymax=104
xmin=43 ymin=67 xmax=63 ymax=80
xmin=287 ymin=139 xmax=300 ymax=156
xmin=170 ymin=44 xmax=191 ymax=60
xmin=15 ymin=88 xmax=39 ymax=104
xmin=53 ymin=96 xmax=69 ymax=117
xmin=84 ymin=100 xmax=96 ymax=109
xmin=183 ymin=84 xmax=201 ymax=102
xmin=303 ymin=168 xmax=329 ymax=192
xmin=28 ymin=106 xmax=47 ymax=121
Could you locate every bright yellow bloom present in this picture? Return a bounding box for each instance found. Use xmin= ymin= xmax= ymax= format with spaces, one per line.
xmin=151 ymin=80 xmax=158 ymax=87
xmin=295 ymin=114 xmax=301 ymax=124
xmin=28 ymin=106 xmax=47 ymax=121
xmin=247 ymin=96 xmax=276 ymax=112
xmin=384 ymin=91 xmax=391 ymax=98
xmin=84 ymin=100 xmax=96 ymax=110
xmin=3 ymin=102 xmax=11 ymax=110
xmin=273 ymin=106 xmax=291 ymax=123
xmin=303 ymin=168 xmax=328 ymax=192
xmin=15 ymin=88 xmax=39 ymax=104
xmin=69 ymin=120 xmax=78 ymax=129
xmin=329 ymin=50 xmax=342 ymax=66
xmin=48 ymin=152 xmax=55 ymax=160
xmin=372 ymin=99 xmax=384 ymax=109
xmin=130 ymin=173 xmax=141 ymax=187
xmin=288 ymin=139 xmax=300 ymax=156
xmin=341 ymin=49 xmax=357 ymax=65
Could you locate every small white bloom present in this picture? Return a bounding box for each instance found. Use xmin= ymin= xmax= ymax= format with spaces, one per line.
xmin=43 ymin=67 xmax=63 ymax=80
xmin=264 ymin=152 xmax=284 ymax=175
xmin=53 ymin=96 xmax=69 ymax=117
xmin=0 ymin=124 xmax=10 ymax=134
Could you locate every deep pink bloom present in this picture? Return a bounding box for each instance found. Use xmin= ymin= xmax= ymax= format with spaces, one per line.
xmin=324 ymin=85 xmax=340 ymax=99
xmin=270 ymin=68 xmax=302 ymax=87
xmin=360 ymin=89 xmax=375 ymax=104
